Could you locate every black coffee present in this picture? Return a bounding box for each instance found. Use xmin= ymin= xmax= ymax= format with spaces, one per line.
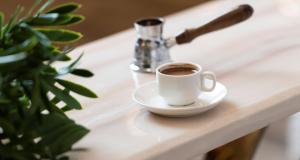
xmin=161 ymin=67 xmax=197 ymax=75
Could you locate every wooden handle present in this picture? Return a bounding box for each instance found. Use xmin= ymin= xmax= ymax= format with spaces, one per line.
xmin=175 ymin=4 xmax=254 ymax=44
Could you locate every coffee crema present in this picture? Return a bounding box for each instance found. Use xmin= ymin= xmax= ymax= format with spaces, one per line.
xmin=160 ymin=67 xmax=197 ymax=76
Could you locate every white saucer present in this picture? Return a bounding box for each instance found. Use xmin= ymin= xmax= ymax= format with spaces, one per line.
xmin=133 ymin=81 xmax=227 ymax=117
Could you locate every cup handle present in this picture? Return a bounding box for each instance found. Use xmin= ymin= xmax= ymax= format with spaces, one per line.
xmin=201 ymin=71 xmax=217 ymax=92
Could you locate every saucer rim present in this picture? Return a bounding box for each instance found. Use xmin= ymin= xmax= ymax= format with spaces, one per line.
xmin=133 ymin=81 xmax=227 ymax=111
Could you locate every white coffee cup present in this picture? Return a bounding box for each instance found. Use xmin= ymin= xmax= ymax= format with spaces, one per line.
xmin=156 ymin=62 xmax=216 ymax=106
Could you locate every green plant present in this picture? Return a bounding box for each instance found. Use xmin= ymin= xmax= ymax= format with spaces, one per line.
xmin=0 ymin=0 xmax=97 ymax=159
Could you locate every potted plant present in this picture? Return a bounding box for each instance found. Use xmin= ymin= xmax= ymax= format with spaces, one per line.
xmin=0 ymin=0 xmax=97 ymax=159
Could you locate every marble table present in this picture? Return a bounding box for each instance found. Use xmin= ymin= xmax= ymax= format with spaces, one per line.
xmin=67 ymin=0 xmax=300 ymax=159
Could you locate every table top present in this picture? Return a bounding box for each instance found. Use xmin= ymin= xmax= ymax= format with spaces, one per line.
xmin=68 ymin=0 xmax=300 ymax=159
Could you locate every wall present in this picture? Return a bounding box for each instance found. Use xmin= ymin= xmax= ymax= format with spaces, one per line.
xmin=0 ymin=0 xmax=209 ymax=44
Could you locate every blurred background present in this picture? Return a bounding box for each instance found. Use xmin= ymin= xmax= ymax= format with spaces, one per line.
xmin=0 ymin=0 xmax=210 ymax=45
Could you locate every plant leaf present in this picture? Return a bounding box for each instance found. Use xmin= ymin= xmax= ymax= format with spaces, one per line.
xmin=58 ymin=54 xmax=83 ymax=75
xmin=28 ymin=13 xmax=73 ymax=26
xmin=0 ymin=147 xmax=28 ymax=160
xmin=29 ymin=13 xmax=59 ymax=24
xmin=35 ymin=0 xmax=54 ymax=16
xmin=52 ymin=127 xmax=88 ymax=155
xmin=0 ymin=52 xmax=26 ymax=64
xmin=0 ymin=98 xmax=11 ymax=104
xmin=3 ymin=36 xmax=38 ymax=55
xmin=56 ymin=79 xmax=97 ymax=98
xmin=50 ymin=89 xmax=69 ymax=105
xmin=49 ymin=102 xmax=67 ymax=116
xmin=37 ymin=29 xmax=82 ymax=42
xmin=29 ymin=75 xmax=42 ymax=115
xmin=49 ymin=14 xmax=73 ymax=25
xmin=47 ymin=3 xmax=81 ymax=14
xmin=26 ymin=0 xmax=42 ymax=17
xmin=71 ymin=69 xmax=93 ymax=77
xmin=20 ymin=23 xmax=51 ymax=46
xmin=0 ymin=118 xmax=16 ymax=135
xmin=50 ymin=96 xmax=60 ymax=105
xmin=0 ymin=12 xmax=4 ymax=40
xmin=61 ymin=105 xmax=73 ymax=112
xmin=28 ymin=14 xmax=84 ymax=26
xmin=41 ymin=79 xmax=82 ymax=109
xmin=60 ymin=15 xmax=84 ymax=25
xmin=40 ymin=65 xmax=57 ymax=76
xmin=37 ymin=113 xmax=89 ymax=155
xmin=3 ymin=5 xmax=23 ymax=36
xmin=68 ymin=53 xmax=83 ymax=69
xmin=51 ymin=49 xmax=71 ymax=61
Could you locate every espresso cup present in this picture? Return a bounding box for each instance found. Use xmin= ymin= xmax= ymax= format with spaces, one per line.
xmin=156 ymin=62 xmax=216 ymax=106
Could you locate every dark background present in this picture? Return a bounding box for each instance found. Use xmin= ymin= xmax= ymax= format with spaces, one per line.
xmin=0 ymin=0 xmax=209 ymax=44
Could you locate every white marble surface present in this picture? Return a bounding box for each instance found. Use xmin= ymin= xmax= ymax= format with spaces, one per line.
xmin=66 ymin=0 xmax=300 ymax=159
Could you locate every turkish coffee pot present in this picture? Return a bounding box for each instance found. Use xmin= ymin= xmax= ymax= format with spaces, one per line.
xmin=130 ymin=4 xmax=254 ymax=73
